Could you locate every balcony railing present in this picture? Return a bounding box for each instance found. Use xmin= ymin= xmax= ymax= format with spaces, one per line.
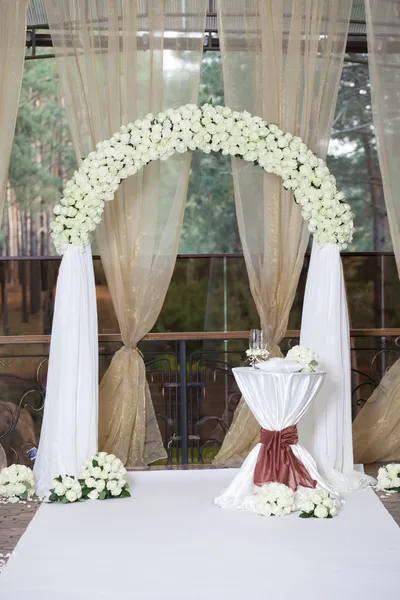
xmin=0 ymin=329 xmax=398 ymax=467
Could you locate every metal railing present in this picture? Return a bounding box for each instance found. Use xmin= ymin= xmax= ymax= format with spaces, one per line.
xmin=0 ymin=329 xmax=398 ymax=467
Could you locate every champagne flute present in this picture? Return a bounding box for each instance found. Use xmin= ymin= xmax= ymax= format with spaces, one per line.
xmin=249 ymin=329 xmax=258 ymax=350
xmin=258 ymin=329 xmax=266 ymax=350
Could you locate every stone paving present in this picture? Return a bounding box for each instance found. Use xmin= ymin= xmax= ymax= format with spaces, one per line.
xmin=0 ymin=464 xmax=399 ymax=571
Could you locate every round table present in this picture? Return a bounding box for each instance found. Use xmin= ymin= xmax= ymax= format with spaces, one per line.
xmin=214 ymin=367 xmax=337 ymax=512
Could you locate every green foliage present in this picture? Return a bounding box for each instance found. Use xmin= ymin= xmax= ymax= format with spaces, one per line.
xmin=327 ymin=55 xmax=389 ymax=252
xmin=10 ymin=60 xmax=77 ymax=197
xmin=5 ymin=58 xmax=77 ymax=254
xmin=179 ymin=53 xmax=240 ymax=254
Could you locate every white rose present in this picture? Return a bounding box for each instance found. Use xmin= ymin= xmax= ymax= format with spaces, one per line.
xmin=107 ymin=480 xmax=118 ymax=491
xmin=0 ymin=485 xmax=7 ymax=496
xmin=96 ymin=479 xmax=106 ymax=492
xmin=314 ymin=505 xmax=328 ymax=518
xmin=257 ymin=502 xmax=272 ymax=517
xmin=377 ymin=476 xmax=392 ymax=490
xmin=390 ymin=477 xmax=400 ymax=488
xmin=322 ymin=498 xmax=334 ymax=509
xmin=65 ymin=490 xmax=78 ymax=503
xmin=8 ymin=496 xmax=19 ymax=503
xmin=310 ymin=492 xmax=323 ymax=505
xmin=88 ymin=490 xmax=99 ymax=500
xmin=272 ymin=505 xmax=283 ymax=517
xmin=54 ymin=483 xmax=66 ymax=496
xmin=111 ymin=460 xmax=121 ymax=473
xmin=85 ymin=477 xmax=96 ymax=488
xmin=330 ymin=506 xmax=338 ymax=517
xmin=302 ymin=500 xmax=315 ymax=513
xmin=111 ymin=487 xmax=122 ymax=497
xmin=72 ymin=482 xmax=82 ymax=497
xmin=15 ymin=483 xmax=26 ymax=496
xmin=386 ymin=464 xmax=400 ymax=479
xmin=92 ymin=466 xmax=102 ymax=478
xmin=8 ymin=474 xmax=18 ymax=484
xmin=63 ymin=477 xmax=74 ymax=490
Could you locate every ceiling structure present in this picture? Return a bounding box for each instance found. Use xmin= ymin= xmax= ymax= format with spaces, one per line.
xmin=26 ymin=0 xmax=370 ymax=56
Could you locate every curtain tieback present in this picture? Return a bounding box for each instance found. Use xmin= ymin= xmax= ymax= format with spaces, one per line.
xmin=125 ymin=345 xmax=144 ymax=359
xmin=254 ymin=425 xmax=316 ymax=491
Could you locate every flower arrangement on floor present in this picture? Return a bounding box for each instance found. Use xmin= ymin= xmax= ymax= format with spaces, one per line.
xmin=50 ymin=103 xmax=354 ymax=255
xmin=298 ymin=489 xmax=338 ymax=519
xmin=286 ymin=346 xmax=319 ymax=372
xmin=48 ymin=452 xmax=130 ymax=504
xmin=48 ymin=475 xmax=83 ymax=504
xmin=251 ymin=483 xmax=339 ymax=519
xmin=0 ymin=465 xmax=35 ymax=503
xmin=376 ymin=464 xmax=400 ymax=493
xmin=79 ymin=452 xmax=130 ymax=500
xmin=253 ymin=482 xmax=296 ymax=517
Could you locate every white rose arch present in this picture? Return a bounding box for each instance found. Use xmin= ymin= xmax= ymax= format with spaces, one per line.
xmin=34 ymin=104 xmax=362 ymax=496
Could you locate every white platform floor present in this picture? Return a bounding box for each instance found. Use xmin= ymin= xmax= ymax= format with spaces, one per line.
xmin=1 ymin=469 xmax=399 ymax=599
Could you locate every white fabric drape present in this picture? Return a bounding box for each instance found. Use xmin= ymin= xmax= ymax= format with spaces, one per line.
xmin=34 ymin=245 xmax=98 ymax=497
xmin=214 ymin=368 xmax=336 ymax=512
xmin=214 ymin=0 xmax=353 ymax=466
xmin=0 ymin=0 xmax=27 ymax=227
xmin=352 ymin=0 xmax=400 ymax=463
xmin=299 ymin=243 xmax=372 ymax=491
xmin=44 ymin=0 xmax=207 ymax=466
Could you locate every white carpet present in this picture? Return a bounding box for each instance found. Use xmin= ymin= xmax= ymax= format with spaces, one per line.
xmin=1 ymin=469 xmax=399 ymax=599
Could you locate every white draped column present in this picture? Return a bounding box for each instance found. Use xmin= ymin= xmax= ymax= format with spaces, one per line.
xmin=299 ymin=242 xmax=372 ymax=491
xmin=34 ymin=245 xmax=98 ymax=497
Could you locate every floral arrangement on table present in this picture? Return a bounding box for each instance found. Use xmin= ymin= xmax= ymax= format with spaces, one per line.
xmin=0 ymin=465 xmax=35 ymax=503
xmin=50 ymin=103 xmax=354 ymax=255
xmin=48 ymin=475 xmax=83 ymax=504
xmin=246 ymin=348 xmax=270 ymax=365
xmin=376 ymin=464 xmax=400 ymax=493
xmin=286 ymin=346 xmax=319 ymax=372
xmin=79 ymin=452 xmax=130 ymax=500
xmin=48 ymin=452 xmax=130 ymax=504
xmin=253 ymin=482 xmax=296 ymax=517
xmin=298 ymin=489 xmax=338 ymax=519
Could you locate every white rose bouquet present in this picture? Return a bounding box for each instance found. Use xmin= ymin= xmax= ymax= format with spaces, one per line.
xmin=79 ymin=452 xmax=130 ymax=500
xmin=298 ymin=489 xmax=338 ymax=519
xmin=48 ymin=475 xmax=83 ymax=504
xmin=286 ymin=346 xmax=319 ymax=372
xmin=0 ymin=464 xmax=35 ymax=503
xmin=253 ymin=482 xmax=296 ymax=517
xmin=376 ymin=464 xmax=400 ymax=493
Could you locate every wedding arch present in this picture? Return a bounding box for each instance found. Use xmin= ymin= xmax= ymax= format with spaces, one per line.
xmin=34 ymin=103 xmax=356 ymax=496
xmin=50 ymin=103 xmax=353 ymax=253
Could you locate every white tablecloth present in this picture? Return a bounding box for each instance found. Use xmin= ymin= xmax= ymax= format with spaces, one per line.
xmin=214 ymin=368 xmax=337 ymax=511
xmin=1 ymin=470 xmax=400 ymax=599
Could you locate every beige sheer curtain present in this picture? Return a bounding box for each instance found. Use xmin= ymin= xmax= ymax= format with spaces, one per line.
xmin=44 ymin=0 xmax=207 ymax=466
xmin=0 ymin=0 xmax=27 ymax=466
xmin=0 ymin=0 xmax=27 ymax=226
xmin=353 ymin=0 xmax=400 ymax=463
xmin=214 ymin=0 xmax=353 ymax=465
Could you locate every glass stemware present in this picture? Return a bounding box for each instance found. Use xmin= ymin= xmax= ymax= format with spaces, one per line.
xmin=257 ymin=329 xmax=266 ymax=350
xmin=249 ymin=329 xmax=258 ymax=350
